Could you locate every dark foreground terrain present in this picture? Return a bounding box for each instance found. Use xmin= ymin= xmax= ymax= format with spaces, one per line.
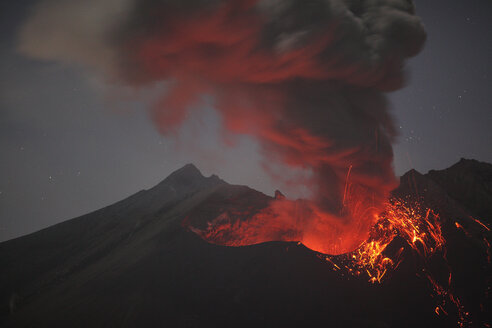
xmin=1 ymin=159 xmax=491 ymax=327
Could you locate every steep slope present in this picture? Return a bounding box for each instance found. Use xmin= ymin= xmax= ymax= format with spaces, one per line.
xmin=0 ymin=164 xmax=226 ymax=319
xmin=427 ymin=159 xmax=492 ymax=223
xmin=394 ymin=160 xmax=492 ymax=326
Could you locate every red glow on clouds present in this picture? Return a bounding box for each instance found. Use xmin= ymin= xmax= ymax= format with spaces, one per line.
xmin=126 ymin=0 xmax=423 ymax=254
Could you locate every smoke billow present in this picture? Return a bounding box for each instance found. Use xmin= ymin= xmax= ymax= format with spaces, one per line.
xmin=18 ymin=0 xmax=426 ymax=254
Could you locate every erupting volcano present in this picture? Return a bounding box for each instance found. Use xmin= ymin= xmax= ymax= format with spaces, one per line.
xmin=3 ymin=160 xmax=491 ymax=327
xmin=8 ymin=0 xmax=491 ymax=326
xmin=120 ymin=0 xmax=425 ymax=255
xmin=181 ymin=161 xmax=492 ymax=326
xmin=18 ymin=0 xmax=427 ymax=254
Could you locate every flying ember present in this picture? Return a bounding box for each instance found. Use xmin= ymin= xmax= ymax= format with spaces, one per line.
xmin=186 ymin=190 xmax=491 ymax=327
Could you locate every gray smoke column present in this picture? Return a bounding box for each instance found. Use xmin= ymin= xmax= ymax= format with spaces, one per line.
xmin=18 ymin=0 xmax=426 ymax=254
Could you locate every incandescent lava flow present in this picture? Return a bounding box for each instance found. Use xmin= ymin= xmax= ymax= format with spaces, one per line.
xmin=186 ymin=176 xmax=492 ymax=327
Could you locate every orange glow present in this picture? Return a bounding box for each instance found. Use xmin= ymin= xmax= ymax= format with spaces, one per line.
xmin=132 ymin=0 xmax=401 ymax=254
xmin=187 ymin=195 xmax=492 ymax=327
xmin=189 ymin=182 xmax=386 ymax=255
xmin=319 ymin=198 xmax=487 ymax=327
xmin=471 ymin=217 xmax=490 ymax=231
xmin=323 ymin=198 xmax=445 ymax=283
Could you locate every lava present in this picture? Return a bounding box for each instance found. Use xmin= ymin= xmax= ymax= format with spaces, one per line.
xmin=188 ymin=193 xmax=491 ymax=327
xmin=189 ymin=192 xmax=381 ymax=255
xmin=321 ymin=200 xmax=490 ymax=327
xmin=15 ymin=0 xmax=491 ymax=326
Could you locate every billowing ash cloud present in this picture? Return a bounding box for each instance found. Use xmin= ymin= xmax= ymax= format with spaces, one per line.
xmin=18 ymin=0 xmax=426 ymax=254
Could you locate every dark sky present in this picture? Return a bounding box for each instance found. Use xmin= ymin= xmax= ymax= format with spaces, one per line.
xmin=1 ymin=0 xmax=491 ymax=242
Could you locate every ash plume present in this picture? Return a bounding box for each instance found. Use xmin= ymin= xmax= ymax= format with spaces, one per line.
xmin=18 ymin=0 xmax=426 ymax=254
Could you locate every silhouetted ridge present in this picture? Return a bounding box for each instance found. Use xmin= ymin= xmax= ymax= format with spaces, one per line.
xmin=167 ymin=163 xmax=203 ymax=180
xmin=400 ymin=168 xmax=423 ymax=180
xmin=147 ymin=164 xmax=225 ymax=200
xmin=427 ymin=158 xmax=492 ymax=222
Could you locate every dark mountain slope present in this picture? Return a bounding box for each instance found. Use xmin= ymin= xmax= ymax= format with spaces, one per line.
xmin=394 ymin=159 xmax=491 ymax=326
xmin=427 ymin=159 xmax=492 ymax=223
xmin=0 ymin=164 xmax=225 ymax=318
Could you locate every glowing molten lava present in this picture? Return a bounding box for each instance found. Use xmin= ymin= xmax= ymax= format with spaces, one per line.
xmin=189 ymin=194 xmax=443 ymax=260
xmin=187 ymin=192 xmax=491 ymax=327
xmin=335 ymin=198 xmax=445 ymax=284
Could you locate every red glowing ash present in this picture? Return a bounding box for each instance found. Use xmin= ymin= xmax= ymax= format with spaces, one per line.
xmin=188 ymin=184 xmax=383 ymax=255
xmin=119 ymin=0 xmax=422 ymax=256
xmin=186 ymin=190 xmax=491 ymax=327
xmin=188 ymin=194 xmax=443 ymax=260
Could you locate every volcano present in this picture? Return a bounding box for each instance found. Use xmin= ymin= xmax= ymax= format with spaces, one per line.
xmin=1 ymin=160 xmax=491 ymax=327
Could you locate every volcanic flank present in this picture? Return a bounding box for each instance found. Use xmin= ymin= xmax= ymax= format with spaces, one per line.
xmin=1 ymin=160 xmax=491 ymax=327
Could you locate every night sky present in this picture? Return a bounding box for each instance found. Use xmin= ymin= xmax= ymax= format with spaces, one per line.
xmin=1 ymin=0 xmax=491 ymax=242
